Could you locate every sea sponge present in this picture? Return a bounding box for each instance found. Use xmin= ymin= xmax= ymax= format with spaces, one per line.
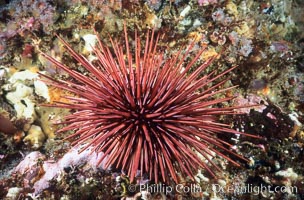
xmin=23 ymin=125 xmax=46 ymax=149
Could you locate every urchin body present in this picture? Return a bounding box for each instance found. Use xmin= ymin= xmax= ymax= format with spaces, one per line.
xmin=40 ymin=26 xmax=255 ymax=183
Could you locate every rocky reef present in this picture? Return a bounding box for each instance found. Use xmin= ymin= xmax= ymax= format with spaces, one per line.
xmin=0 ymin=0 xmax=304 ymax=199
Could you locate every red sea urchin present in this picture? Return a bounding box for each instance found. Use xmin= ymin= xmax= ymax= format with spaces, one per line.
xmin=39 ymin=26 xmax=256 ymax=183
